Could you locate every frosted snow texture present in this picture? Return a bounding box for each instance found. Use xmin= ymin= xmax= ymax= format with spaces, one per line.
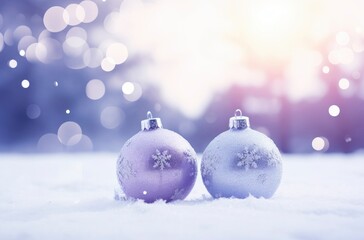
xmin=1 ymin=153 xmax=364 ymax=240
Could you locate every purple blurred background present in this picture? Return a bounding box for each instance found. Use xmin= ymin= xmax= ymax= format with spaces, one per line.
xmin=0 ymin=0 xmax=363 ymax=153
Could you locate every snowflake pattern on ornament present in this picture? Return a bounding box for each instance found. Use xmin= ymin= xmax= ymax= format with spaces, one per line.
xmin=183 ymin=150 xmax=197 ymax=176
xmin=183 ymin=150 xmax=196 ymax=164
xmin=117 ymin=155 xmax=136 ymax=180
xmin=236 ymin=146 xmax=261 ymax=171
xmin=202 ymin=152 xmax=219 ymax=177
xmin=236 ymin=145 xmax=282 ymax=171
xmin=265 ymin=149 xmax=281 ymax=167
xmin=152 ymin=149 xmax=172 ymax=170
xmin=170 ymin=188 xmax=185 ymax=201
xmin=257 ymin=173 xmax=267 ymax=184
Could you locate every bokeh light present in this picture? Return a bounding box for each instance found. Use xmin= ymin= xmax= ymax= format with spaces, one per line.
xmin=330 ymin=48 xmax=354 ymax=65
xmin=67 ymin=134 xmax=93 ymax=151
xmin=63 ymin=33 xmax=88 ymax=57
xmin=328 ymin=105 xmax=340 ymax=117
xmin=21 ymin=79 xmax=30 ymax=89
xmin=43 ymin=6 xmax=67 ymax=32
xmin=86 ymin=79 xmax=105 ymax=100
xmin=37 ymin=133 xmax=63 ymax=152
xmin=63 ymin=4 xmax=85 ymax=26
xmin=57 ymin=121 xmax=82 ymax=146
xmin=336 ymin=31 xmax=350 ymax=46
xmin=322 ymin=66 xmax=330 ymax=74
xmin=312 ymin=137 xmax=329 ymax=152
xmin=26 ymin=104 xmax=41 ymax=119
xmin=0 ymin=32 xmax=4 ymax=52
xmin=18 ymin=36 xmax=36 ymax=53
xmin=65 ymin=27 xmax=88 ymax=48
xmin=30 ymin=43 xmax=44 ymax=62
xmin=338 ymin=78 xmax=350 ymax=90
xmin=101 ymin=58 xmax=115 ymax=72
xmin=34 ymin=42 xmax=48 ymax=63
xmin=123 ymin=83 xmax=143 ymax=102
xmin=4 ymin=29 xmax=14 ymax=46
xmin=1 ymin=0 xmax=364 ymax=154
xmin=100 ymin=106 xmax=124 ymax=129
xmin=79 ymin=0 xmax=99 ymax=23
xmin=122 ymin=82 xmax=135 ymax=95
xmin=83 ymin=48 xmax=103 ymax=68
xmin=9 ymin=59 xmax=17 ymax=68
xmin=13 ymin=25 xmax=32 ymax=41
xmin=106 ymin=43 xmax=128 ymax=65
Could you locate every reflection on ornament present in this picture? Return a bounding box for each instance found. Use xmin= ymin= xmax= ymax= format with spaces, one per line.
xmin=201 ymin=109 xmax=283 ymax=199
xmin=116 ymin=111 xmax=198 ymax=203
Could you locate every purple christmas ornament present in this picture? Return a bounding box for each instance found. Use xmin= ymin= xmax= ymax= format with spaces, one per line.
xmin=201 ymin=109 xmax=283 ymax=199
xmin=116 ymin=111 xmax=198 ymax=203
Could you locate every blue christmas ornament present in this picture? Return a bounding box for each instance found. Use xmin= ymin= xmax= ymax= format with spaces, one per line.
xmin=201 ymin=109 xmax=282 ymax=199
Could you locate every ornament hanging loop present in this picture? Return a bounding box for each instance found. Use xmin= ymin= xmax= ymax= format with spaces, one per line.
xmin=235 ymin=109 xmax=242 ymax=118
xmin=147 ymin=111 xmax=153 ymax=119
xmin=229 ymin=109 xmax=250 ymax=130
xmin=141 ymin=111 xmax=163 ymax=131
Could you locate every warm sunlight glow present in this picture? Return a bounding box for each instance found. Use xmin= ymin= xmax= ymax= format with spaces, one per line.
xmin=239 ymin=0 xmax=305 ymax=64
xmin=102 ymin=0 xmax=317 ymax=117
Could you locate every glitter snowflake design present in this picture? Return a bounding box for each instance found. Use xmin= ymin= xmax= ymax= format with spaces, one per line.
xmin=170 ymin=188 xmax=185 ymax=201
xmin=117 ymin=155 xmax=136 ymax=181
xmin=236 ymin=146 xmax=261 ymax=171
xmin=183 ymin=150 xmax=196 ymax=163
xmin=183 ymin=150 xmax=197 ymax=176
xmin=265 ymin=149 xmax=281 ymax=167
xmin=152 ymin=149 xmax=172 ymax=170
xmin=202 ymin=152 xmax=219 ymax=177
xmin=257 ymin=174 xmax=267 ymax=184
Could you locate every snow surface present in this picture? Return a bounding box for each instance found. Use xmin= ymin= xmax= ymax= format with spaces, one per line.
xmin=0 ymin=153 xmax=364 ymax=240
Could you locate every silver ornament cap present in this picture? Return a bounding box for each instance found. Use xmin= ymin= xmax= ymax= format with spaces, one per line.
xmin=229 ymin=109 xmax=250 ymax=130
xmin=141 ymin=111 xmax=163 ymax=131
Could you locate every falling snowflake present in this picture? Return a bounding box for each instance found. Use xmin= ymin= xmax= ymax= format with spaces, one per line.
xmin=117 ymin=155 xmax=136 ymax=181
xmin=236 ymin=146 xmax=261 ymax=171
xmin=152 ymin=149 xmax=172 ymax=170
xmin=170 ymin=188 xmax=185 ymax=201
